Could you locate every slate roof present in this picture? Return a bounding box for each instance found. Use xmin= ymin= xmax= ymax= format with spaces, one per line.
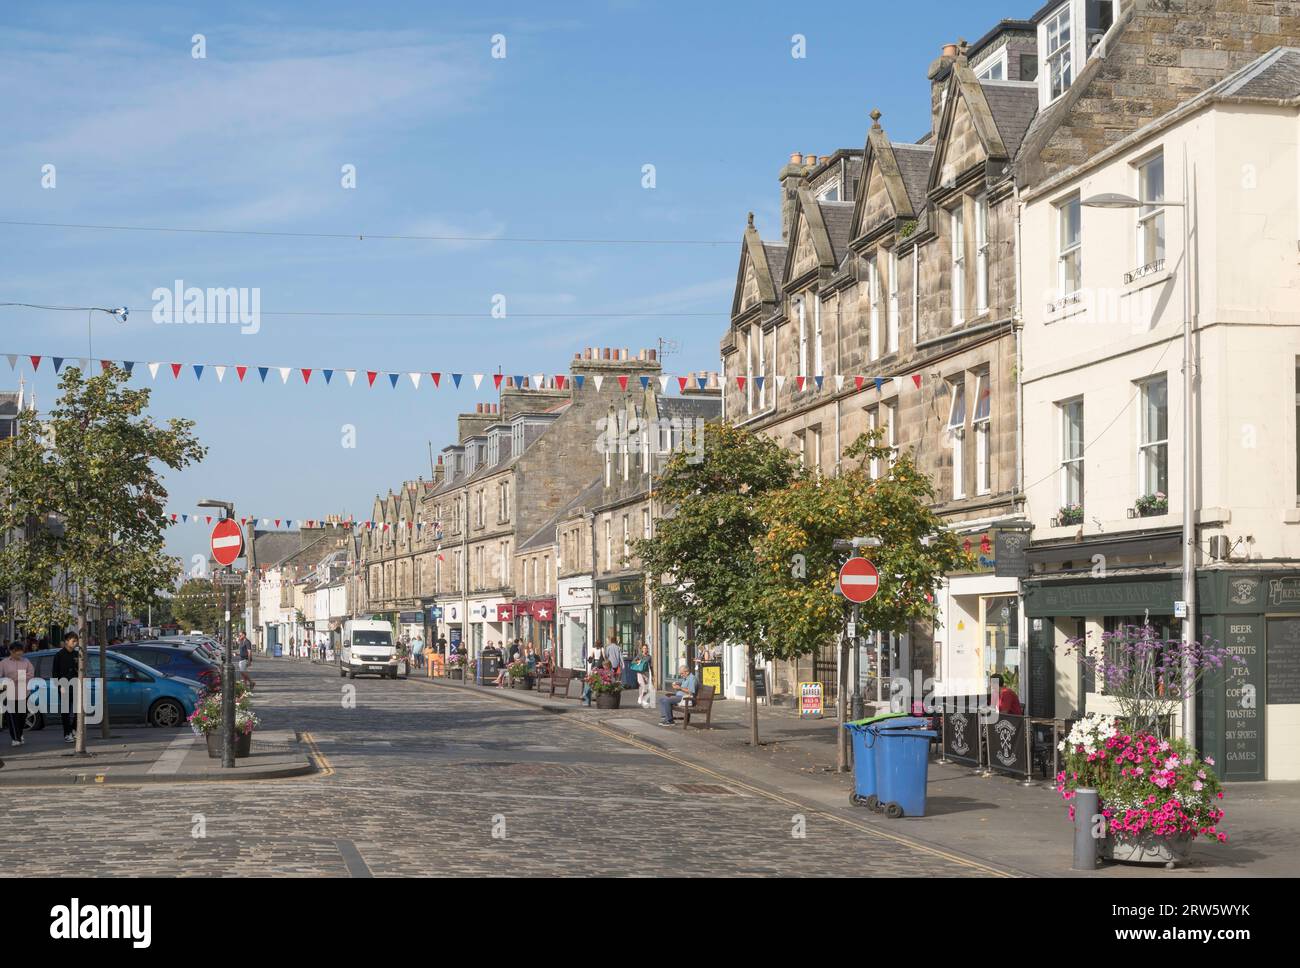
xmin=1209 ymin=46 xmax=1300 ymax=100
xmin=817 ymin=200 xmax=856 ymax=267
xmin=657 ymin=393 xmax=721 ymax=422
xmin=762 ymin=243 xmax=788 ymax=288
xmin=979 ymin=80 xmax=1039 ymax=160
xmin=252 ymin=531 xmax=303 ymax=570
xmin=892 ymin=143 xmax=936 ymax=212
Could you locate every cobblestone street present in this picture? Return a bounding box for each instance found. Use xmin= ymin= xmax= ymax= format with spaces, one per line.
xmin=0 ymin=659 xmax=1011 ymax=877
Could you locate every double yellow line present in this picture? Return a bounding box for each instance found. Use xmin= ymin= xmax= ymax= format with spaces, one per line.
xmin=577 ymin=718 xmax=1016 ymax=878
xmin=300 ymin=731 xmax=335 ymax=778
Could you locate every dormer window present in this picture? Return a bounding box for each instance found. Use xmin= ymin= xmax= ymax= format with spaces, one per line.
xmin=815 ymin=181 xmax=841 ymax=202
xmin=1042 ymin=4 xmax=1073 ymax=102
xmin=1037 ymin=1 xmax=1118 ymax=107
xmin=974 ymin=48 xmax=1007 ymax=81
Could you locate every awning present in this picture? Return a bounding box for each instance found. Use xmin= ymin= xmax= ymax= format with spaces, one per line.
xmin=1026 ymin=528 xmax=1181 ymax=565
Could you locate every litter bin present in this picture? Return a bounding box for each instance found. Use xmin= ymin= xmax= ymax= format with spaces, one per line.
xmin=843 ymin=712 xmax=916 ymax=810
xmin=477 ymin=653 xmax=501 ymax=685
xmin=875 ymin=719 xmax=938 ymax=819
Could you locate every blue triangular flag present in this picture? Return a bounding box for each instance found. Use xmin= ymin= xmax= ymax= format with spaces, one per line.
xmin=814 ymin=375 xmax=824 ymax=390
xmin=696 ymin=376 xmax=707 ymax=390
xmin=388 ymin=373 xmax=399 ymax=388
xmin=754 ymin=375 xmax=765 ymax=390
xmin=258 ymin=366 xmax=269 ymax=383
xmin=193 ymin=364 xmax=204 ymax=380
xmin=874 ymin=377 xmax=884 ymax=392
xmin=53 ymin=357 xmax=64 ymax=372
xmin=323 ymin=369 xmax=333 ymax=384
xmin=451 ymin=373 xmax=462 ymax=388
xmin=285 ymin=520 xmax=293 ymax=528
xmin=639 ymin=375 xmax=650 ymax=389
xmin=123 ymin=361 xmax=136 ymax=375
xmin=180 ymin=513 xmax=188 ymax=523
xmin=575 ymin=374 xmax=585 ymax=389
xmin=513 ymin=375 xmax=524 ymax=388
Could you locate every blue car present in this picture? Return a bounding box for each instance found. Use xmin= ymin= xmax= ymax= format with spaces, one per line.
xmin=21 ymin=648 xmax=201 ymax=730
xmin=110 ymin=641 xmax=222 ymax=692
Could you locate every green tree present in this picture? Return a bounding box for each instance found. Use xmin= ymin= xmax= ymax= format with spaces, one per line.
xmin=0 ymin=364 xmax=205 ymax=751
xmin=171 ymin=577 xmax=243 ymax=634
xmin=633 ymin=421 xmax=798 ymax=747
xmin=753 ymin=430 xmax=972 ymax=765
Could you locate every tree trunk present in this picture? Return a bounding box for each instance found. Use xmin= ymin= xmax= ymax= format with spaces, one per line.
xmin=747 ymin=644 xmax=760 ymax=748
xmin=75 ymin=589 xmax=87 ymax=755
xmin=98 ymin=611 xmax=111 ymax=738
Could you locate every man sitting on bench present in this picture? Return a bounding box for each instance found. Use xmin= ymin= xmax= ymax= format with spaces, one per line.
xmin=657 ymin=663 xmax=698 ymax=727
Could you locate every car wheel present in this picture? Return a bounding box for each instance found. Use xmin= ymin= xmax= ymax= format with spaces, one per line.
xmin=339 ymin=664 xmax=345 ymax=678
xmin=24 ymin=711 xmax=45 ymax=732
xmin=347 ymin=668 xmax=355 ymax=679
xmin=149 ymin=698 xmax=185 ymax=728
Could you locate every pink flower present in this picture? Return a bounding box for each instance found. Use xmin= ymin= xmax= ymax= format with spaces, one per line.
xmin=1193 ymin=780 xmax=1204 ymax=792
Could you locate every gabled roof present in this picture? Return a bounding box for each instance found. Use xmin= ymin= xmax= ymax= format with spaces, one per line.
xmin=928 ymin=60 xmax=1024 ymax=191
xmin=979 ymin=80 xmax=1039 ymax=161
xmin=731 ymin=212 xmax=784 ymax=317
xmin=850 ymin=110 xmax=935 ymax=243
xmin=892 ymin=143 xmax=936 ymax=214
xmin=785 ymin=189 xmax=854 ymax=287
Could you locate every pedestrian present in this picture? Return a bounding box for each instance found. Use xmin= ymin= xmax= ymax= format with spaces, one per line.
xmin=606 ymin=634 xmax=624 ymax=678
xmin=633 ymin=643 xmax=654 ymax=708
xmin=237 ymin=632 xmax=256 ymax=691
xmin=582 ymin=640 xmax=606 ymax=706
xmin=657 ymin=664 xmax=699 ymax=727
xmin=436 ymin=633 xmax=447 ymax=657
xmin=412 ymin=634 xmax=424 ymax=671
xmin=0 ymin=642 xmax=35 ymax=746
xmin=53 ymin=632 xmax=80 ymax=743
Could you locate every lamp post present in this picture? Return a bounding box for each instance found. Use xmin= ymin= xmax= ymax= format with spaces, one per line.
xmin=198 ymin=498 xmax=238 ymax=768
xmin=1083 ymin=148 xmax=1197 ymax=744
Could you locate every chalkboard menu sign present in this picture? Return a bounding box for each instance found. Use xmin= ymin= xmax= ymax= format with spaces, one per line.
xmin=1267 ymin=618 xmax=1300 ymax=705
xmin=1223 ymin=618 xmax=1264 ymax=781
xmin=1028 ymin=621 xmax=1054 ymax=718
xmin=751 ymin=667 xmax=768 ymax=697
xmin=983 ymin=714 xmax=1029 ymax=777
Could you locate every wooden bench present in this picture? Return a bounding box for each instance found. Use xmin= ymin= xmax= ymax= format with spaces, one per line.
xmin=539 ymin=667 xmax=579 ymax=699
xmin=673 ymin=685 xmax=716 ymax=728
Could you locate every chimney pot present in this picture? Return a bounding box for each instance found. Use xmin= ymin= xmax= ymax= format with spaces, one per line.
xmin=803 ymin=153 xmax=816 ymax=166
xmin=789 ymin=150 xmax=803 ymax=164
xmin=942 ymin=42 xmax=958 ymax=57
xmin=649 ymin=348 xmax=657 ymax=361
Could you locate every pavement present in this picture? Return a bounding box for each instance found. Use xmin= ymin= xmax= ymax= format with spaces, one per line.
xmin=0 ymin=719 xmax=315 ymax=787
xmin=409 ymin=668 xmax=1300 ymax=878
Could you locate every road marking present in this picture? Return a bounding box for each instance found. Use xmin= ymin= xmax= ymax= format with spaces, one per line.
xmin=147 ymin=733 xmax=196 ymax=775
xmin=300 ymin=731 xmax=334 ymax=777
xmin=574 ymin=719 xmax=1017 ymax=878
xmin=335 ymin=839 xmax=373 ymax=877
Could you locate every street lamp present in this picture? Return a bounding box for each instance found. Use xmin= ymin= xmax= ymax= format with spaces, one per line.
xmin=197 ymin=498 xmax=239 ymax=769
xmin=1082 ymin=152 xmax=1197 ymax=744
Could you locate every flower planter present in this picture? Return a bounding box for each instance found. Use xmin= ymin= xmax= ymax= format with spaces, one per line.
xmin=447 ymin=668 xmax=464 ymax=680
xmin=595 ymin=691 xmax=622 ymax=710
xmin=205 ymin=731 xmax=253 ymax=759
xmin=1102 ymin=833 xmax=1192 ymax=869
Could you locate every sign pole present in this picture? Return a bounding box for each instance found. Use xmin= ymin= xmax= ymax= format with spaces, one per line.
xmin=223 ymin=565 xmax=236 ymax=768
xmin=850 ymin=603 xmax=863 ymax=721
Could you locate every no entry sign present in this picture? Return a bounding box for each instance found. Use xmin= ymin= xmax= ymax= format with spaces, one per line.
xmin=210 ymin=519 xmax=244 ymax=567
xmin=838 ymin=556 xmax=880 ymax=604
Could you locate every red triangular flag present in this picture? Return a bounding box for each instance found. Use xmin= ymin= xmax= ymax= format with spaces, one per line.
xmin=430 ymin=372 xmax=441 ymax=387
xmin=240 ymin=517 xmax=247 ymax=525
xmin=796 ymin=376 xmax=806 ymax=391
xmin=205 ymin=515 xmax=212 ymax=524
xmin=366 ymin=371 xmax=378 ymax=387
xmin=301 ymin=368 xmax=312 ymax=384
xmin=274 ymin=519 xmax=281 ymax=527
xmin=493 ymin=374 xmax=503 ymax=389
xmin=677 ymin=376 xmax=688 ymax=392
xmin=911 ymin=373 xmax=922 ymax=388
xmin=854 ymin=376 xmax=865 ymax=390
xmin=236 ymin=365 xmax=247 ymax=382
xmin=555 ymin=375 xmax=566 ymax=390
xmin=170 ymin=363 xmax=182 ymax=378
xmin=617 ymin=375 xmax=629 ymax=391
xmin=100 ymin=360 xmax=111 ymax=373
xmin=736 ymin=376 xmax=746 ymax=390
xmin=29 ymin=356 xmax=41 ymax=370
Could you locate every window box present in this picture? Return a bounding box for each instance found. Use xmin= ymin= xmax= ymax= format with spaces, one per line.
xmin=1135 ymin=492 xmax=1168 ymax=517
xmin=1056 ymin=505 xmax=1084 ymax=526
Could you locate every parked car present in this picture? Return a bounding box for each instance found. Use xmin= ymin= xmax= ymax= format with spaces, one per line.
xmin=109 ymin=640 xmax=221 ymax=691
xmin=22 ymin=648 xmax=201 ymax=730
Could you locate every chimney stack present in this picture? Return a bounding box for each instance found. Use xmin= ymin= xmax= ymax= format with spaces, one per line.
xmin=779 ymin=151 xmax=810 ymax=243
xmin=929 ymin=41 xmax=960 ymax=136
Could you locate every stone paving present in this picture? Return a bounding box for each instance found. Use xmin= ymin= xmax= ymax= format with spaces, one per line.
xmin=0 ymin=659 xmax=1011 ymax=877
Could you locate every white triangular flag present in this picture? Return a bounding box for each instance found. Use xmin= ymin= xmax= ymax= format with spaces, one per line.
xmin=658 ymin=375 xmax=669 ymax=392
xmin=5 ymin=354 xmax=16 ymax=370
xmin=345 ymin=370 xmax=356 ymax=386
xmin=533 ymin=372 xmax=544 ymax=390
xmin=893 ymin=376 xmax=903 ymax=392
xmin=214 ymin=365 xmax=226 ymax=383
xmin=78 ymin=358 xmax=90 ymax=371
xmin=278 ymin=367 xmax=291 ymax=384
xmin=775 ymin=374 xmax=786 ymax=390
xmin=834 ymin=374 xmax=845 ymax=391
xmin=409 ymin=372 xmax=421 ymax=389
xmin=593 ymin=375 xmax=604 ymax=391
xmin=148 ymin=362 xmax=161 ymax=380
xmin=473 ymin=374 xmax=484 ymax=389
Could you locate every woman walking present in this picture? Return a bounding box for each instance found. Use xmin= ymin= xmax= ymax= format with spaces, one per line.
xmin=633 ymin=643 xmax=654 ymax=708
xmin=0 ymin=642 xmax=35 ymax=746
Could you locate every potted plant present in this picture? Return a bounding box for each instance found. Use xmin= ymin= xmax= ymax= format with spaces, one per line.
xmin=1057 ymin=504 xmax=1084 ymax=526
xmin=586 ymin=669 xmax=622 ymax=709
xmin=507 ymin=659 xmax=533 ymax=689
xmin=189 ymin=684 xmax=259 ymax=759
xmin=447 ymin=654 xmax=466 ymax=680
xmin=1057 ymin=714 xmax=1227 ymax=867
xmin=1135 ymin=491 xmax=1168 ymax=517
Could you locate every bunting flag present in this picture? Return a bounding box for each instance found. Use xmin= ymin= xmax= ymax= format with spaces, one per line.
xmin=236 ymin=365 xmax=247 ymax=381
xmin=100 ymin=360 xmax=112 ymax=373
xmin=124 ymin=361 xmax=136 ymax=376
xmin=6 ymin=355 xmax=16 ymax=370
xmin=278 ymin=367 xmax=291 ymax=384
xmin=453 ymin=373 xmax=463 ymax=389
xmin=814 ymin=375 xmax=824 ymax=391
xmin=193 ymin=364 xmax=204 ymax=380
xmin=736 ymin=376 xmax=746 ymax=390
xmin=366 ymin=371 xmax=377 ymax=387
xmin=301 ymin=368 xmax=312 ymax=384
xmin=214 ymin=365 xmax=226 ymax=383
xmin=493 ymin=374 xmax=503 ymax=389
xmin=512 ymin=374 xmax=524 ymax=388
xmin=638 ymin=375 xmax=649 ymax=390
xmin=618 ymin=375 xmax=629 ymax=391
xmin=170 ymin=363 xmax=183 ymax=378
xmin=147 ymin=362 xmax=160 ymax=380
xmin=754 ymin=375 xmax=765 ymax=391
xmin=258 ymin=366 xmax=270 ymax=383
xmin=696 ymin=376 xmax=707 ymax=390
xmin=677 ymin=376 xmax=688 ymax=393
xmin=775 ymin=374 xmax=786 ymax=390
xmin=533 ymin=372 xmax=544 ymax=389
xmin=555 ymin=375 xmax=566 ymax=390
xmin=387 ymin=372 xmax=399 ymax=388
xmin=593 ymin=375 xmax=604 ymax=391
xmin=345 ymin=370 xmax=356 ymax=386
xmin=875 ymin=377 xmax=884 ymax=392
xmin=323 ymin=369 xmax=333 ymax=384
xmin=30 ymin=356 xmax=41 ymax=371
xmin=574 ymin=374 xmax=585 ymax=390
xmin=408 ymin=372 xmax=420 ymax=389
xmin=834 ymin=374 xmax=845 ymax=392
xmin=430 ymin=372 xmax=440 ymax=388
xmin=911 ymin=374 xmax=922 ymax=388
xmin=796 ymin=376 xmax=805 ymax=392
xmin=471 ymin=374 xmax=482 ymax=389
xmin=53 ymin=357 xmax=64 ymax=372
xmin=893 ymin=376 xmax=904 ymax=392
xmin=854 ymin=375 xmax=865 ymax=390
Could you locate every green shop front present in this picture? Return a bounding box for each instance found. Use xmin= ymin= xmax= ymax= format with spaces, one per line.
xmin=1023 ymin=567 xmax=1300 ymax=781
xmin=595 ymin=577 xmax=644 ymax=654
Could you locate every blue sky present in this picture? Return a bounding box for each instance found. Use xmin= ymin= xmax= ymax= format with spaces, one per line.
xmin=0 ymin=0 xmax=1033 ymax=569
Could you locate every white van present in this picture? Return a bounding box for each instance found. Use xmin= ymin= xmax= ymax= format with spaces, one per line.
xmin=339 ymin=619 xmax=398 ymax=679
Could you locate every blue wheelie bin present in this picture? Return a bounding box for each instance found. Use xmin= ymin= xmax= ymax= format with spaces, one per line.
xmin=843 ymin=711 xmax=910 ymax=810
xmin=874 ymin=719 xmax=938 ymax=818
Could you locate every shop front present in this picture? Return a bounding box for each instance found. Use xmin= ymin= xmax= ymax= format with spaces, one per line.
xmin=1023 ymin=564 xmax=1300 ymax=782
xmin=557 ymin=576 xmax=592 ymax=669
xmin=397 ymin=610 xmax=423 ymax=647
xmin=467 ymin=597 xmax=511 ymax=656
xmin=513 ymin=598 xmax=556 ymax=657
xmin=595 ymin=576 xmax=644 ymax=653
xmin=934 ymin=540 xmax=1024 ymax=710
xmin=437 ymin=600 xmax=464 ymax=653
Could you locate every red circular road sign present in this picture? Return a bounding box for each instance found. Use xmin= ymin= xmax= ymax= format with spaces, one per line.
xmin=210 ymin=519 xmax=244 ymax=567
xmin=838 ymin=556 xmax=880 ymax=604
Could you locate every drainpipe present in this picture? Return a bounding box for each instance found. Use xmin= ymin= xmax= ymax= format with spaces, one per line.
xmin=1013 ymin=183 xmax=1025 ymax=499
